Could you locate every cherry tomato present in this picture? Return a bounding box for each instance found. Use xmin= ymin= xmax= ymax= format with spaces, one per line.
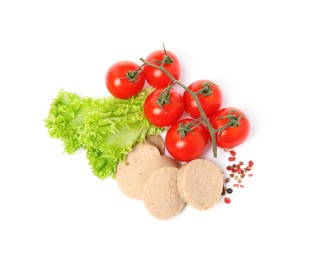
xmin=105 ymin=61 xmax=145 ymax=99
xmin=183 ymin=80 xmax=223 ymax=118
xmin=165 ymin=119 xmax=209 ymax=162
xmin=209 ymin=107 xmax=250 ymax=149
xmin=143 ymin=50 xmax=181 ymax=88
xmin=144 ymin=88 xmax=184 ymax=127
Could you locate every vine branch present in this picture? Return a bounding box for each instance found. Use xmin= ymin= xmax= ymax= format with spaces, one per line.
xmin=140 ymin=52 xmax=241 ymax=158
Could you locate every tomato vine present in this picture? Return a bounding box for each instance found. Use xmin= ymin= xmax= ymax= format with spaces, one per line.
xmin=139 ymin=48 xmax=245 ymax=158
xmin=140 ymin=58 xmax=212 ymax=156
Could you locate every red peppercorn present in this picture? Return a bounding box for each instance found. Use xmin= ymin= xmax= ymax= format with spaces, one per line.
xmin=248 ymin=173 xmax=253 ymax=177
xmin=228 ymin=157 xmax=236 ymax=162
xmin=239 ymin=185 xmax=244 ymax=188
xmin=227 ymin=165 xmax=232 ymax=171
xmin=248 ymin=160 xmax=254 ymax=167
xmin=224 ymin=197 xmax=231 ymax=204
xmin=231 ymin=168 xmax=237 ymax=173
xmin=246 ymin=166 xmax=252 ymax=171
xmin=229 ymin=150 xmax=236 ymax=156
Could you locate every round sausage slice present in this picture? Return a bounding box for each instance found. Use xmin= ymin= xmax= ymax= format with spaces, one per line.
xmin=145 ymin=135 xmax=165 ymax=155
xmin=141 ymin=155 xmax=180 ymax=192
xmin=116 ymin=142 xmax=160 ymax=200
xmin=177 ymin=159 xmax=223 ymax=210
xmin=143 ymin=167 xmax=185 ymax=220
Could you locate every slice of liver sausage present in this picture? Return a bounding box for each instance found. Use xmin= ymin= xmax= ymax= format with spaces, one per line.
xmin=145 ymin=135 xmax=165 ymax=155
xmin=116 ymin=142 xmax=160 ymax=200
xmin=141 ymin=155 xmax=180 ymax=192
xmin=143 ymin=167 xmax=185 ymax=220
xmin=178 ymin=159 xmax=223 ymax=210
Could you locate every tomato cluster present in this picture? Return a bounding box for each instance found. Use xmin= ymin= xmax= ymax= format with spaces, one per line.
xmin=105 ymin=49 xmax=250 ymax=162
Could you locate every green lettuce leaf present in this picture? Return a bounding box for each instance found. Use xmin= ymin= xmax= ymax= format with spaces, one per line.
xmin=45 ymin=88 xmax=162 ymax=179
xmin=44 ymin=90 xmax=90 ymax=154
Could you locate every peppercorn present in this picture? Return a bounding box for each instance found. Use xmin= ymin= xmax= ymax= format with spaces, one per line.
xmin=224 ymin=197 xmax=231 ymax=204
xmin=227 ymin=188 xmax=233 ymax=194
xmin=229 ymin=150 xmax=236 ymax=156
xmin=225 ymin=178 xmax=230 ymax=183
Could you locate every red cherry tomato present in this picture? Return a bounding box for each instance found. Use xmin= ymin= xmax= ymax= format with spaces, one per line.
xmin=183 ymin=80 xmax=223 ymax=118
xmin=143 ymin=50 xmax=181 ymax=88
xmin=165 ymin=119 xmax=209 ymax=162
xmin=144 ymin=88 xmax=184 ymax=127
xmin=209 ymin=107 xmax=250 ymax=149
xmin=105 ymin=61 xmax=145 ymax=99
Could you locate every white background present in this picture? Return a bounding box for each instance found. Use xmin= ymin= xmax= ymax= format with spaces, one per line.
xmin=1 ymin=0 xmax=315 ymax=259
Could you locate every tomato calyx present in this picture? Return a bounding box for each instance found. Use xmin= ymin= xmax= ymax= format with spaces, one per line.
xmin=216 ymin=110 xmax=243 ymax=134
xmin=163 ymin=55 xmax=174 ymax=64
xmin=161 ymin=52 xmax=174 ymax=65
xmin=177 ymin=123 xmax=192 ymax=138
xmin=151 ymin=54 xmax=174 ymax=66
xmin=126 ymin=69 xmax=142 ymax=83
xmin=155 ymin=83 xmax=176 ymax=108
xmin=149 ymin=45 xmax=175 ymax=66
xmin=162 ymin=43 xmax=174 ymax=65
xmin=177 ymin=119 xmax=202 ymax=138
xmin=195 ymin=82 xmax=213 ymax=97
xmin=156 ymin=88 xmax=171 ymax=107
